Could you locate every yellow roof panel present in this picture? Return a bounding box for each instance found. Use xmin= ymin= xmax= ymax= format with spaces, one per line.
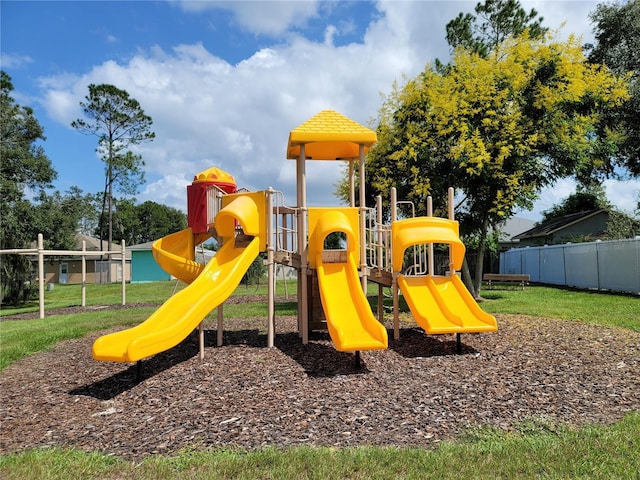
xmin=287 ymin=110 xmax=377 ymax=160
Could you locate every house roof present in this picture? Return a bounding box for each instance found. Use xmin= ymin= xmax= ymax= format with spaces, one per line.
xmin=127 ymin=241 xmax=156 ymax=251
xmin=512 ymin=209 xmax=607 ymax=240
xmin=496 ymin=217 xmax=536 ymax=242
xmin=71 ymin=234 xmax=131 ymax=259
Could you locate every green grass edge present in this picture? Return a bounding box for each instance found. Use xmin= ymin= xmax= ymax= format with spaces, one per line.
xmin=1 ymin=411 xmax=638 ymax=479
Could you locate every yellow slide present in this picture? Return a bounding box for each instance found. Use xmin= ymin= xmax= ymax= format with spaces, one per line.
xmin=309 ymin=209 xmax=388 ymax=352
xmin=92 ymin=194 xmax=263 ymax=362
xmin=392 ymin=217 xmax=497 ymax=335
xmin=151 ymin=227 xmax=212 ymax=284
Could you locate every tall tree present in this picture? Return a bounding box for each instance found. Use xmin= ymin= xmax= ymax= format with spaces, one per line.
xmin=0 ymin=71 xmax=57 ymax=304
xmin=361 ymin=33 xmax=628 ymax=298
xmin=586 ymin=0 xmax=640 ymax=177
xmin=72 ymin=84 xmax=155 ymax=251
xmin=446 ymin=0 xmax=546 ymax=57
xmin=107 ymin=199 xmax=187 ymax=246
xmin=32 ymin=187 xmax=97 ymax=250
xmin=540 ymin=185 xmax=611 ymax=223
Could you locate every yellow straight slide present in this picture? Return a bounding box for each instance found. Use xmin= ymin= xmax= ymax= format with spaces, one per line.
xmin=309 ymin=208 xmax=387 ymax=352
xmin=316 ymin=252 xmax=388 ymax=351
xmin=398 ymin=274 xmax=497 ymax=334
xmin=92 ymin=237 xmax=259 ymax=362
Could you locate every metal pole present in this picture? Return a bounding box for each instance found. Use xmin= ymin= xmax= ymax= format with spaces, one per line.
xmin=349 ymin=159 xmax=355 ymax=207
xmin=427 ymin=196 xmax=434 ymax=276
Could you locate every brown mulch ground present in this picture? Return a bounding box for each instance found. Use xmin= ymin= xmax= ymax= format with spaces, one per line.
xmin=1 ymin=301 xmax=638 ymax=460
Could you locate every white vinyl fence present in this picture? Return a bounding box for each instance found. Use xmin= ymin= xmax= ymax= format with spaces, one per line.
xmin=500 ymin=237 xmax=640 ymax=295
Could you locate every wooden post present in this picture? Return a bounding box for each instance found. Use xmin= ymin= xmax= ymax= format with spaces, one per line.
xmin=38 ymin=233 xmax=45 ymax=319
xmin=391 ymin=188 xmax=399 ymax=340
xmin=199 ymin=321 xmax=205 ymax=360
xmin=448 ymin=187 xmax=455 ymax=277
xmin=82 ymin=241 xmax=87 ymax=306
xmin=217 ymin=305 xmax=224 ymax=347
xmin=376 ymin=195 xmax=384 ymax=323
xmin=121 ymin=240 xmax=126 ymax=305
xmin=267 ymin=188 xmax=275 ymax=348
xmin=297 ymin=144 xmax=308 ymax=344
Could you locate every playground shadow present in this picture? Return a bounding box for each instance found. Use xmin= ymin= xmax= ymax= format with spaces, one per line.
xmin=70 ymin=328 xmax=266 ymax=400
xmin=70 ymin=339 xmax=198 ymax=400
xmin=390 ymin=328 xmax=478 ymax=358
xmin=215 ymin=327 xmax=268 ymax=348
xmin=276 ymin=331 xmax=371 ymax=377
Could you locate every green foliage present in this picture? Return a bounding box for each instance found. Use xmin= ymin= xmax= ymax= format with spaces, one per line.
xmin=0 ymin=71 xmax=57 ymax=305
xmin=105 ymin=199 xmax=187 ymax=245
xmin=0 ymin=71 xmax=57 ymax=204
xmin=360 ymin=31 xmax=629 ymax=296
xmin=587 ymin=0 xmax=640 ymax=177
xmin=605 ymin=210 xmax=640 ymax=239
xmin=31 ymin=187 xmax=98 ymax=250
xmin=241 ymin=254 xmax=266 ymax=290
xmin=446 ymin=0 xmax=546 ymax=57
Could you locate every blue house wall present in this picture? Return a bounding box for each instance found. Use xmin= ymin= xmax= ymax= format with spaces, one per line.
xmin=131 ymin=250 xmax=170 ymax=282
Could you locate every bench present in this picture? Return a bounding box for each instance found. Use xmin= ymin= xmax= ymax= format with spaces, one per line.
xmin=483 ymin=273 xmax=530 ymax=290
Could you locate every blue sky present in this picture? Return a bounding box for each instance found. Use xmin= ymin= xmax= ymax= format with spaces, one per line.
xmin=2 ymin=0 xmax=638 ymax=222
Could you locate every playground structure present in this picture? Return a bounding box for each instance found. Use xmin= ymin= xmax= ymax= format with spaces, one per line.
xmin=92 ymin=110 xmax=497 ymax=365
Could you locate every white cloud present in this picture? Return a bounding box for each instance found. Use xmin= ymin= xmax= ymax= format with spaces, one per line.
xmin=0 ymin=52 xmax=33 ymax=69
xmin=37 ymin=0 xmax=626 ymax=219
xmin=175 ymin=0 xmax=320 ymax=36
xmin=604 ymin=179 xmax=640 ymax=216
xmin=139 ymin=173 xmax=192 ymax=211
xmin=516 ymin=179 xmax=579 ymax=221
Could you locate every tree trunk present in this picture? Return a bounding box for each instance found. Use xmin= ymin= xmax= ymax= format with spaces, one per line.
xmin=461 ymin=256 xmax=476 ymax=298
xmin=106 ymin=139 xmax=114 ymax=283
xmin=473 ymin=215 xmax=490 ymax=298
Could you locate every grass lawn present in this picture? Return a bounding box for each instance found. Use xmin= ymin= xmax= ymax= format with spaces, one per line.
xmin=1 ymin=281 xmax=638 ymax=479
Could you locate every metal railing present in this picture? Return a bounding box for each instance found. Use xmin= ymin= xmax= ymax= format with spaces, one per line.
xmin=272 ymin=190 xmax=298 ymax=256
xmin=205 ymin=184 xmax=227 ymax=229
xmin=364 ymin=203 xmax=392 ymax=272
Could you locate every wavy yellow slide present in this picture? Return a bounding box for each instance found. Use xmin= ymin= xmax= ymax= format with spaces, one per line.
xmin=393 ymin=217 xmax=497 ymax=335
xmin=310 ymin=209 xmax=388 ymax=352
xmin=92 ymin=198 xmax=260 ymax=363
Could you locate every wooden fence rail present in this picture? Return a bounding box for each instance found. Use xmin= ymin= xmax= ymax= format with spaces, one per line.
xmin=0 ymin=233 xmax=127 ymax=319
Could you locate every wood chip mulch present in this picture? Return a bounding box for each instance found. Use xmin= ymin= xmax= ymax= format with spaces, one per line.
xmin=1 ymin=302 xmax=638 ymax=460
